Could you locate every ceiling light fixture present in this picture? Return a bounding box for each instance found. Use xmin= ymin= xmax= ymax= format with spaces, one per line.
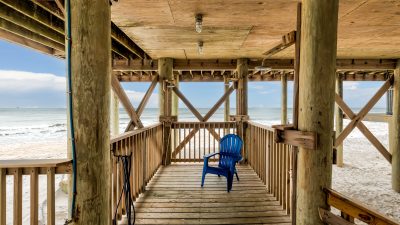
xmin=198 ymin=41 xmax=204 ymax=54
xmin=195 ymin=14 xmax=203 ymax=33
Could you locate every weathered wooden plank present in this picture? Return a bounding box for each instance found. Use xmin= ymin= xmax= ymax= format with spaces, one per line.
xmin=325 ymin=188 xmax=399 ymax=225
xmin=263 ymin=31 xmax=296 ymax=57
xmin=318 ymin=208 xmax=354 ymax=225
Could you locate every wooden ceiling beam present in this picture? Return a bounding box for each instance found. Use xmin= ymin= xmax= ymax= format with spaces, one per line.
xmin=113 ymin=58 xmax=397 ymax=72
xmin=0 ymin=18 xmax=64 ymax=51
xmin=115 ymin=70 xmax=392 ymax=82
xmin=0 ymin=28 xmax=62 ymax=57
xmin=263 ymin=30 xmax=296 ymax=57
xmin=0 ymin=0 xmax=148 ymax=59
xmin=0 ymin=2 xmax=64 ymax=44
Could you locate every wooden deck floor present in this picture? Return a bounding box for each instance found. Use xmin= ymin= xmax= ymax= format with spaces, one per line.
xmin=133 ymin=163 xmax=291 ymax=225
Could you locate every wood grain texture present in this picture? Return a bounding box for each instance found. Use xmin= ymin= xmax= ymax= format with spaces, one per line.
xmin=130 ymin=164 xmax=291 ymax=224
xmin=335 ymin=74 xmax=344 ymax=167
xmin=111 ymin=0 xmax=400 ymax=59
xmin=70 ymin=0 xmax=111 ymax=224
xmin=392 ymin=60 xmax=400 ymax=192
xmin=296 ymin=1 xmax=339 ymax=225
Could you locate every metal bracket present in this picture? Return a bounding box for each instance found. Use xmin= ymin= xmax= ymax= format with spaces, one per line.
xmin=272 ymin=124 xmax=317 ymax=150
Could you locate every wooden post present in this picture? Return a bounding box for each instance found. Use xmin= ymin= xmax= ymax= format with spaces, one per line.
xmin=159 ymin=58 xmax=173 ymax=165
xmin=335 ymin=73 xmax=344 ymax=167
xmin=171 ymin=73 xmax=179 ymax=156
xmin=236 ymin=58 xmax=248 ymax=116
xmin=392 ymin=60 xmax=400 ymax=193
xmin=110 ymin=90 xmax=119 ymax=136
xmin=224 ymin=75 xmax=230 ymax=122
xmin=70 ymin=0 xmax=111 ymax=224
xmin=172 ymin=73 xmax=179 ymax=118
xmin=236 ymin=58 xmax=248 ymax=159
xmin=281 ymin=73 xmax=288 ymax=124
xmin=296 ymin=0 xmax=339 ymax=225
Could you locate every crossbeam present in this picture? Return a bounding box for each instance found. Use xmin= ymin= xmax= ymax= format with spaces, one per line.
xmin=335 ymin=76 xmax=393 ymax=150
xmin=334 ymin=94 xmax=392 ymax=163
xmin=111 ymin=75 xmax=144 ymax=130
xmin=263 ymin=31 xmax=296 ymax=57
xmin=113 ymin=58 xmax=397 ymax=72
xmin=171 ymin=86 xmax=235 ymax=156
xmin=125 ymin=76 xmax=159 ymax=131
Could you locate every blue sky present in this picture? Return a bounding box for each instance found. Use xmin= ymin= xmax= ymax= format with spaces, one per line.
xmin=0 ymin=39 xmax=387 ymax=110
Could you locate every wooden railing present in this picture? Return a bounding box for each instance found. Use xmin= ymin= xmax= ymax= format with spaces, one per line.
xmin=321 ymin=188 xmax=400 ymax=225
xmin=170 ymin=122 xmax=237 ymax=162
xmin=0 ymin=159 xmax=71 ymax=225
xmin=110 ymin=123 xmax=163 ymax=220
xmin=246 ymin=121 xmax=294 ymax=215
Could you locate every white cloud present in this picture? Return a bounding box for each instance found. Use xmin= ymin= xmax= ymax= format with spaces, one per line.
xmin=125 ymin=90 xmax=159 ymax=108
xmin=0 ymin=70 xmax=65 ymax=93
xmin=343 ymin=81 xmax=359 ymax=90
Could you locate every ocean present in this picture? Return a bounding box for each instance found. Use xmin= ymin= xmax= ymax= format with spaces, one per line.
xmin=0 ymin=107 xmax=385 ymax=159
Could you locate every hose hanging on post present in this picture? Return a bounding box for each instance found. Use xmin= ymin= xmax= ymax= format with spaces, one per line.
xmin=65 ymin=0 xmax=78 ymax=221
xmin=113 ymin=153 xmax=136 ymax=225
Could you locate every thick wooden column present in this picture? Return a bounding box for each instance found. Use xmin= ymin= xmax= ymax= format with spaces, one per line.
xmin=296 ymin=0 xmax=339 ymax=224
xmin=335 ymin=73 xmax=344 ymax=167
xmin=224 ymin=75 xmax=230 ymax=122
xmin=70 ymin=0 xmax=111 ymax=224
xmin=159 ymin=58 xmax=173 ymax=165
xmin=392 ymin=60 xmax=400 ymax=193
xmin=281 ymin=73 xmax=288 ymax=124
xmin=110 ymin=91 xmax=119 ymax=136
xmin=236 ymin=58 xmax=248 ymax=116
xmin=236 ymin=58 xmax=248 ymax=159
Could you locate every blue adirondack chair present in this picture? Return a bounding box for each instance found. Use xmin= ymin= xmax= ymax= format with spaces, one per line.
xmin=201 ymin=134 xmax=243 ymax=192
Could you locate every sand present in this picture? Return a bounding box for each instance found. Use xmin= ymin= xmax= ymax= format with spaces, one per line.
xmin=1 ymin=121 xmax=399 ymax=224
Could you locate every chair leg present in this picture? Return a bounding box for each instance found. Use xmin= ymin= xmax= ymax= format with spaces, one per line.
xmin=235 ymin=171 xmax=239 ymax=181
xmin=227 ymin=173 xmax=233 ymax=192
xmin=201 ymin=171 xmax=206 ymax=187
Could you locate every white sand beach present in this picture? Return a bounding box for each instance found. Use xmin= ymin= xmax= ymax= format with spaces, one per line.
xmin=1 ymin=120 xmax=399 ymax=224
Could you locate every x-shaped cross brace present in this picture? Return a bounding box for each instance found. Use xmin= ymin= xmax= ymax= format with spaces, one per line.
xmin=334 ymin=76 xmax=393 ymax=163
xmin=171 ymin=85 xmax=235 ymax=156
xmin=111 ymin=74 xmax=159 ymax=132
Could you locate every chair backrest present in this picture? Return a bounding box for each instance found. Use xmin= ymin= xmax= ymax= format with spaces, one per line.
xmin=218 ymin=134 xmax=242 ymax=169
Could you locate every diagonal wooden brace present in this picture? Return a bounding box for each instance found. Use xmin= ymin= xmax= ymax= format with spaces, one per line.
xmin=171 ymin=86 xmax=235 ymax=156
xmin=334 ymin=94 xmax=392 ymax=163
xmin=125 ymin=75 xmax=159 ymax=131
xmin=335 ymin=76 xmax=393 ymax=147
xmin=111 ymin=74 xmax=143 ymax=130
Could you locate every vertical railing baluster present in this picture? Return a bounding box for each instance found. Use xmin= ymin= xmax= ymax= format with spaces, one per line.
xmin=14 ymin=168 xmax=22 ymax=225
xmin=0 ymin=168 xmax=6 ymax=225
xmin=47 ymin=167 xmax=55 ymax=225
xmin=30 ymin=168 xmax=38 ymax=225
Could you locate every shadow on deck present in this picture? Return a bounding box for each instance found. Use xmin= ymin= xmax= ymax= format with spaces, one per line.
xmin=133 ymin=163 xmax=291 ymax=225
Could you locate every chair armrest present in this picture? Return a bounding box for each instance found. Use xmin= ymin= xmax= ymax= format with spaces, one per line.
xmin=204 ymin=152 xmax=219 ymax=159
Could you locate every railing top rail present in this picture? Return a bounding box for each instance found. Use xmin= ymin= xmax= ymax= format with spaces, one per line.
xmin=172 ymin=121 xmax=237 ymax=125
xmin=0 ymin=159 xmax=71 ymax=169
xmin=247 ymin=120 xmax=275 ymax=132
xmin=110 ymin=122 xmax=161 ymax=144
xmin=325 ymin=188 xmax=400 ymax=225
